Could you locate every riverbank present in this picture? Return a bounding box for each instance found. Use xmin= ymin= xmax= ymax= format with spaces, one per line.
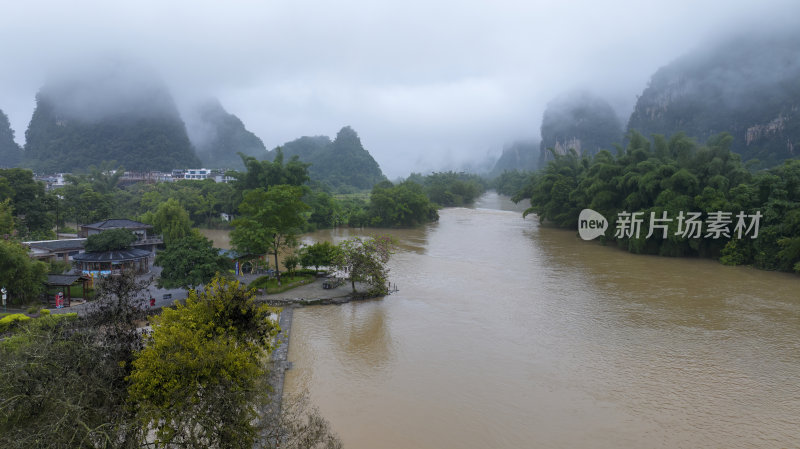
xmin=257 ymin=277 xmax=383 ymax=307
xmin=266 ymin=306 xmax=293 ymax=415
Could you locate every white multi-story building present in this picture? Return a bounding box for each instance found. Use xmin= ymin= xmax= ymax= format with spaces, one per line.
xmin=183 ymin=168 xmax=212 ymax=180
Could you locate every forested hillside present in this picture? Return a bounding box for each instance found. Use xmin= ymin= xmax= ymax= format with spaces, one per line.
xmin=185 ymin=99 xmax=266 ymax=170
xmin=22 ymin=67 xmax=200 ymax=173
xmin=539 ymin=91 xmax=622 ymax=167
xmin=627 ymin=29 xmax=800 ymax=167
xmin=0 ymin=110 xmax=22 ymax=168
xmin=268 ymin=126 xmax=386 ymax=191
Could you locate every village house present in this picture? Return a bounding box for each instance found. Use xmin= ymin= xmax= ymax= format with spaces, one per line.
xmin=23 ymin=238 xmax=86 ymax=262
xmin=79 ymin=219 xmax=163 ymax=253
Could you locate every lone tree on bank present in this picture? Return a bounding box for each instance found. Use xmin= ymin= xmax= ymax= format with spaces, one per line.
xmin=231 ymin=185 xmax=309 ymax=285
xmin=334 ymin=235 xmax=395 ymax=295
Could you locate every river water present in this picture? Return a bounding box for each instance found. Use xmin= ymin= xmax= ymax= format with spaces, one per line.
xmin=275 ymin=192 xmax=800 ymax=448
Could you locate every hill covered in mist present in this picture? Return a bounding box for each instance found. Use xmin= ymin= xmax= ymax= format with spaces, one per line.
xmin=489 ymin=140 xmax=539 ymax=176
xmin=22 ymin=64 xmax=200 ymax=173
xmin=0 ymin=109 xmax=22 ymax=168
xmin=185 ymin=99 xmax=266 ymax=170
xmin=627 ymin=29 xmax=800 ymax=166
xmin=538 ymin=91 xmax=623 ymax=166
xmin=270 ymin=126 xmax=386 ymax=191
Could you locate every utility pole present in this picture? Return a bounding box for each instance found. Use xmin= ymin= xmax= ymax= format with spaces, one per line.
xmin=55 ymin=194 xmax=59 ymax=239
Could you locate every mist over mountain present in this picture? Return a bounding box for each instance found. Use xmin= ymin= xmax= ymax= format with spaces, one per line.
xmin=0 ymin=109 xmax=22 ymax=168
xmin=268 ymin=126 xmax=386 ymax=191
xmin=490 ymin=140 xmax=539 ymax=176
xmin=22 ymin=63 xmax=200 ymax=173
xmin=184 ymin=99 xmax=267 ymax=170
xmin=539 ymin=91 xmax=623 ymax=166
xmin=627 ymin=29 xmax=800 ymax=166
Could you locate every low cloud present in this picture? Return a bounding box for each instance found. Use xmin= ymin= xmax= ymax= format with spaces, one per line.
xmin=1 ymin=0 xmax=798 ymax=177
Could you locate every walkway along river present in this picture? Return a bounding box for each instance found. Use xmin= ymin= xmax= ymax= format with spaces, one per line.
xmin=254 ymin=193 xmax=800 ymax=448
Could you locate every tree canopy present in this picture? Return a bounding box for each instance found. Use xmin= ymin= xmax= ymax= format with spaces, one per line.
xmin=515 ymin=131 xmax=800 ymax=273
xmin=140 ymin=197 xmax=192 ymax=245
xmin=300 ymin=241 xmax=338 ymax=273
xmin=334 ymin=235 xmax=395 ymax=295
xmin=368 ymin=180 xmax=439 ymax=227
xmin=232 ymin=185 xmax=309 ymax=282
xmin=155 ymin=231 xmax=231 ymax=289
xmin=0 ymin=274 xmax=342 ymax=448
xmin=127 ymin=277 xmax=278 ymax=448
xmin=0 ymin=168 xmax=53 ymax=239
xmin=85 ymin=228 xmax=136 ymax=252
xmin=0 ymin=240 xmax=48 ymax=305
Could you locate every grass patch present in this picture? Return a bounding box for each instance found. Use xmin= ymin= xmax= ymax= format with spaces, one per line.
xmin=249 ymin=274 xmax=314 ymax=294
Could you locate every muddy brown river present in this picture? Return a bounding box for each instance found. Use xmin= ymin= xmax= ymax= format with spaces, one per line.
xmin=216 ymin=192 xmax=800 ymax=447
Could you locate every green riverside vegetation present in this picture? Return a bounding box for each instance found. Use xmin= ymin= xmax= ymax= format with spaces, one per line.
xmin=514 ymin=131 xmax=800 ymax=273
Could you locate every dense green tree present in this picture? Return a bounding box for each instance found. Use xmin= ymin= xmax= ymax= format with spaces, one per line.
xmin=518 ymin=130 xmax=800 ymax=273
xmin=140 ymin=197 xmax=192 ymax=245
xmin=0 ymin=240 xmax=48 ymax=305
xmin=132 ymin=178 xmax=236 ymax=227
xmin=232 ymin=185 xmax=309 ymax=284
xmin=368 ymin=180 xmax=439 ymax=227
xmin=493 ymin=170 xmax=535 ymax=197
xmin=283 ymin=252 xmax=301 ymax=278
xmin=232 ymin=148 xmax=311 ymax=194
xmin=300 ymin=241 xmax=338 ymax=273
xmin=0 ymin=199 xmax=14 ymax=236
xmin=128 ymin=277 xmax=278 ymax=448
xmin=414 ymin=171 xmax=486 ymax=207
xmin=306 ymin=190 xmax=341 ymax=229
xmin=0 ymin=168 xmax=53 ymax=239
xmin=334 ymin=235 xmax=395 ymax=295
xmin=155 ymin=231 xmax=231 ymax=289
xmin=85 ymin=228 xmax=136 ymax=252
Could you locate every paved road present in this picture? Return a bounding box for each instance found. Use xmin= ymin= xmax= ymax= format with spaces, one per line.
xmin=49 ymin=265 xmax=189 ymax=315
xmin=43 ymin=268 xmax=366 ymax=315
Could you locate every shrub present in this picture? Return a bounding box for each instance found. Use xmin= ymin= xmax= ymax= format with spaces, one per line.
xmin=0 ymin=314 xmax=31 ymax=333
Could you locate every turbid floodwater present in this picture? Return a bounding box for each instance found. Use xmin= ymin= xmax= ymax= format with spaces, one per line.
xmin=215 ymin=192 xmax=800 ymax=448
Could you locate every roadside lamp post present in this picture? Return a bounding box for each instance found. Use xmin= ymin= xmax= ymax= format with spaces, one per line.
xmin=2 ymin=287 xmax=7 ymax=313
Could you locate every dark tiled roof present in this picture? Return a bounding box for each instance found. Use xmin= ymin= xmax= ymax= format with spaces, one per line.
xmin=46 ymin=274 xmax=89 ymax=286
xmin=25 ymin=239 xmax=86 ymax=251
xmin=72 ymin=248 xmax=152 ymax=262
xmin=81 ymin=219 xmax=152 ymax=230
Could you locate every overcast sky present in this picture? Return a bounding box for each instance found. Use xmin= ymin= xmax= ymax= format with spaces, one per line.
xmin=1 ymin=0 xmax=798 ymax=178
